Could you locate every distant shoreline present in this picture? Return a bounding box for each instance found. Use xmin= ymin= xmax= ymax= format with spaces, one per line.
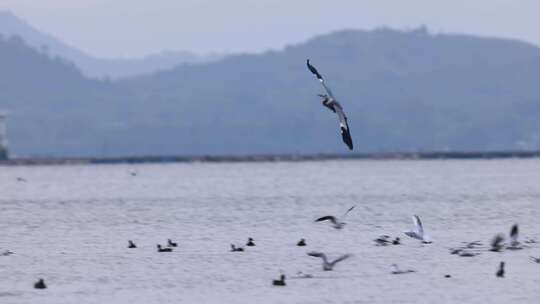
xmin=1 ymin=151 xmax=540 ymax=166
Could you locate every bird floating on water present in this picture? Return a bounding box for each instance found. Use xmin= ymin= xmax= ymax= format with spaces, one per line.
xmin=374 ymin=235 xmax=391 ymax=246
xmin=507 ymin=224 xmax=522 ymax=250
xmin=272 ymin=274 xmax=286 ymax=286
xmin=128 ymin=240 xmax=137 ymax=248
xmin=307 ymin=251 xmax=352 ymax=271
xmin=157 ymin=244 xmax=172 ymax=252
xmin=458 ymin=251 xmax=479 ymax=257
xmin=374 ymin=235 xmax=401 ymax=246
xmin=490 ymin=234 xmax=505 ymax=252
xmin=34 ymin=278 xmax=47 ymax=289
xmin=230 ymin=244 xmax=244 ymax=252
xmin=296 ymin=239 xmax=306 ymax=246
xmin=496 ymin=261 xmax=505 ymax=278
xmin=315 ymin=206 xmax=355 ymax=230
xmin=306 ymin=59 xmax=353 ymax=150
xmin=246 ymin=238 xmax=255 ymax=247
xmin=167 ymin=239 xmax=178 ymax=247
xmin=391 ymin=264 xmax=416 ymax=275
xmin=404 ymin=215 xmax=432 ymax=243
xmin=295 ymin=271 xmax=314 ymax=279
xmin=0 ymin=250 xmax=14 ymax=256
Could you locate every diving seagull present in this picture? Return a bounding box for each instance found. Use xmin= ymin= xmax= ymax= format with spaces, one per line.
xmin=306 ymin=59 xmax=353 ymax=150
xmin=315 ymin=206 xmax=355 ymax=229
xmin=404 ymin=215 xmax=432 ymax=243
xmin=307 ymin=251 xmax=352 ymax=271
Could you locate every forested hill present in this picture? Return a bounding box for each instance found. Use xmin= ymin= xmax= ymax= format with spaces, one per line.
xmin=3 ymin=28 xmax=540 ymax=157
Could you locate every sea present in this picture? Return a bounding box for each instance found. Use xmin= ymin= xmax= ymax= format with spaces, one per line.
xmin=1 ymin=159 xmax=540 ymax=303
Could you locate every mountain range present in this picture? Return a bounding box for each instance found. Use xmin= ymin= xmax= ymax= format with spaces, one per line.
xmin=1 ymin=17 xmax=540 ymax=157
xmin=0 ymin=11 xmax=220 ymax=79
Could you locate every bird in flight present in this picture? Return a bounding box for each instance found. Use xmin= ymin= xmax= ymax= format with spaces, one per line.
xmin=306 ymin=59 xmax=353 ymax=150
xmin=315 ymin=206 xmax=355 ymax=229
xmin=307 ymin=252 xmax=352 ymax=271
xmin=403 ymin=215 xmax=432 ymax=243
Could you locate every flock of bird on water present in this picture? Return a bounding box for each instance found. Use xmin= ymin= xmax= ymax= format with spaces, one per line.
xmin=9 ymin=60 xmax=537 ymax=290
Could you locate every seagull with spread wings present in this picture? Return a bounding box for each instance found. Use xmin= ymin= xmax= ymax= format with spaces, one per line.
xmin=315 ymin=206 xmax=355 ymax=229
xmin=404 ymin=215 xmax=432 ymax=243
xmin=306 ymin=59 xmax=353 ymax=150
xmin=307 ymin=252 xmax=352 ymax=271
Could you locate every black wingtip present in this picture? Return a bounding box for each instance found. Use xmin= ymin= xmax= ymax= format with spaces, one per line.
xmin=341 ymin=127 xmax=353 ymax=150
xmin=306 ymin=59 xmax=322 ymax=80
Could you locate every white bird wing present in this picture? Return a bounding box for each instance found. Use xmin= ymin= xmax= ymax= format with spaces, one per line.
xmin=307 ymin=59 xmax=336 ymax=99
xmin=413 ymin=215 xmax=424 ymax=236
xmin=333 ymin=102 xmax=349 ymax=129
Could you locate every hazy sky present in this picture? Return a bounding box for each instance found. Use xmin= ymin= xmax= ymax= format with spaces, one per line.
xmin=0 ymin=0 xmax=539 ymax=58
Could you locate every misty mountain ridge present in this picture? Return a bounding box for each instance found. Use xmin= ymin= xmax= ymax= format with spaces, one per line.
xmin=2 ymin=26 xmax=540 ymax=157
xmin=0 ymin=10 xmax=221 ymax=79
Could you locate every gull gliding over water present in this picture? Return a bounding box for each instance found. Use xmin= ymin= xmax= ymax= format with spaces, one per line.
xmin=315 ymin=206 xmax=355 ymax=229
xmin=404 ymin=215 xmax=432 ymax=243
xmin=306 ymin=59 xmax=353 ymax=150
xmin=307 ymin=252 xmax=352 ymax=271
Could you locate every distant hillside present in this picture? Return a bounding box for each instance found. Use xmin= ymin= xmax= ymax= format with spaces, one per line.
xmin=0 ymin=11 xmax=220 ymax=79
xmin=118 ymin=27 xmax=540 ymax=155
xmin=2 ymin=27 xmax=540 ymax=157
xmin=0 ymin=35 xmax=131 ymax=156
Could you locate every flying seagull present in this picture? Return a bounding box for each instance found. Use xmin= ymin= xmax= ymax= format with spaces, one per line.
xmin=315 ymin=206 xmax=355 ymax=229
xmin=508 ymin=224 xmax=521 ymax=249
xmin=307 ymin=251 xmax=352 ymax=271
xmin=306 ymin=59 xmax=353 ymax=150
xmin=404 ymin=215 xmax=432 ymax=243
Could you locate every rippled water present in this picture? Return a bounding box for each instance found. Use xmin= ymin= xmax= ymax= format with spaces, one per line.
xmin=1 ymin=159 xmax=540 ymax=303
